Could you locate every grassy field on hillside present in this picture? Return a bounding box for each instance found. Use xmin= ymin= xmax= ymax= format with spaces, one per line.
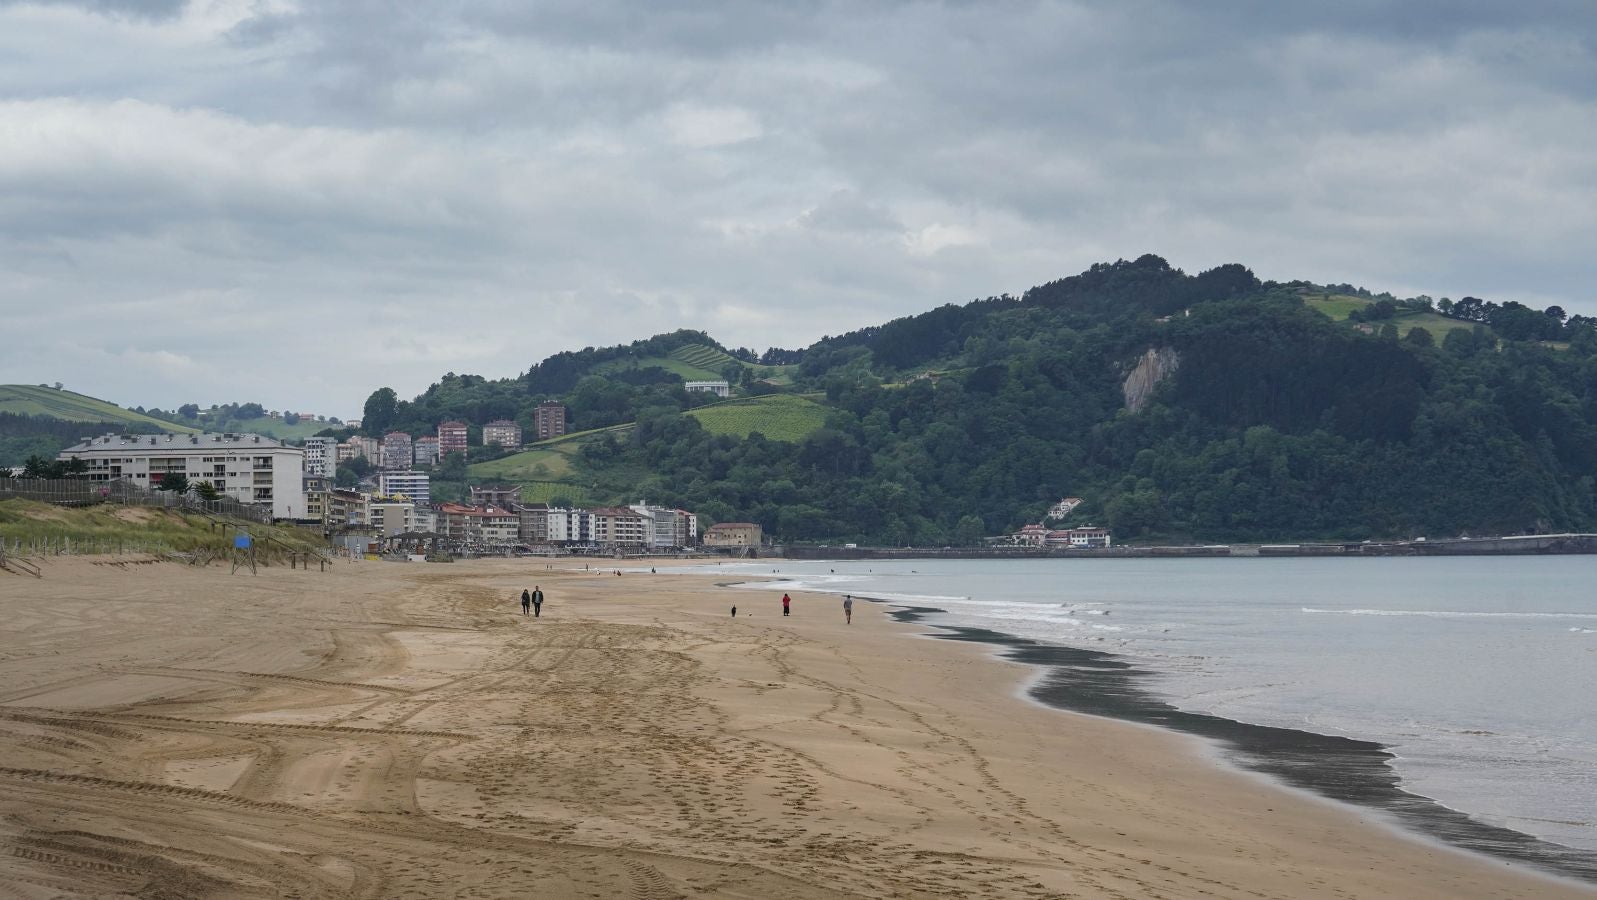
xmin=213 ymin=416 xmax=338 ymax=440
xmin=0 ymin=500 xmax=325 ymax=560
xmin=686 ymin=394 xmax=830 ymax=442
xmin=0 ymin=385 xmax=199 ymax=433
xmin=1302 ymin=295 xmax=1482 ymax=342
xmin=468 ymin=444 xmax=579 ymax=481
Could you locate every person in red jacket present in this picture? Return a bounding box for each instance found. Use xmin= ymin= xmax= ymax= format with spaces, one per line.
xmin=782 ymin=593 xmax=792 ymax=616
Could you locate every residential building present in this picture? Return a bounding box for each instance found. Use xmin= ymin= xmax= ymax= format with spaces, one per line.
xmin=1013 ymin=524 xmax=1050 ymax=547
xmin=337 ymin=435 xmax=379 ymax=464
xmin=376 ymin=470 xmax=431 ymax=504
xmin=516 ymin=502 xmax=549 ymax=543
xmin=684 ymin=380 xmax=730 ymax=398
xmin=327 ymin=489 xmax=367 ymax=527
xmin=483 ymin=419 xmax=522 ymax=449
xmin=413 ymin=506 xmax=437 ymax=534
xmin=57 ymin=432 xmax=306 ymax=520
xmin=302 ymin=437 xmax=337 ymax=477
xmin=1065 ymin=526 xmax=1112 ymax=548
xmin=533 ymin=401 xmax=567 ymax=441
xmin=303 ymin=474 xmax=329 ymax=523
xmin=380 ymin=432 xmax=414 ymax=470
xmin=590 ymin=506 xmax=649 ymax=547
xmin=413 ymin=436 xmax=440 ymax=467
xmin=437 ymin=421 xmax=468 ymax=460
xmin=546 ymin=507 xmax=592 ymax=544
xmin=703 ymin=522 xmax=762 ymax=547
xmin=434 ymin=502 xmax=475 ymax=541
xmin=368 ymin=500 xmax=416 ymax=537
xmin=629 ymin=503 xmax=699 ymax=549
xmin=470 ymin=485 xmax=521 ymax=507
xmin=478 ymin=506 xmax=520 ymax=545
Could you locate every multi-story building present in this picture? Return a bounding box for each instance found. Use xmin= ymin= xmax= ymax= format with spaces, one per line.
xmin=591 ymin=506 xmax=649 ymax=548
xmin=629 ymin=504 xmax=698 ymax=549
xmin=413 ymin=436 xmax=440 ymax=468
xmin=376 ymin=471 xmax=431 ymax=504
xmin=57 ymin=432 xmax=306 ymax=519
xmin=380 ymin=432 xmax=413 ymax=470
xmin=546 ymin=507 xmax=592 ymax=544
xmin=483 ymin=419 xmax=522 ymax=449
xmin=368 ymin=500 xmax=416 ymax=537
xmin=533 ymin=401 xmax=567 ymax=441
xmin=337 ymin=435 xmax=379 ymax=464
xmin=516 ymin=502 xmax=549 ymax=544
xmin=437 ymin=421 xmax=468 ymax=460
xmin=302 ymin=437 xmax=337 ymax=477
xmin=684 ymin=381 xmax=730 ymax=398
xmin=327 ymin=489 xmax=368 ymax=527
xmin=703 ymin=522 xmax=762 ymax=547
xmin=470 ymin=485 xmax=521 ymax=507
xmin=303 ymin=474 xmax=329 ymax=523
xmin=479 ymin=506 xmax=520 ymax=545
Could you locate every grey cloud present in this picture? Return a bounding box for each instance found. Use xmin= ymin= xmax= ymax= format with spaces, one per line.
xmin=0 ymin=1 xmax=1594 ymax=413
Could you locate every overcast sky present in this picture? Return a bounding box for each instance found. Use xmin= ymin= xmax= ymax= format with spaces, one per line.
xmin=2 ymin=1 xmax=1594 ymax=417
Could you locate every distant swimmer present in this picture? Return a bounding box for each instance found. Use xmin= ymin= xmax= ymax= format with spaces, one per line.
xmin=843 ymin=595 xmax=853 ymax=625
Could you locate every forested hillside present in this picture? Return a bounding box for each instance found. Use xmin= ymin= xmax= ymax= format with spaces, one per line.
xmin=344 ymin=254 xmax=1597 ymax=544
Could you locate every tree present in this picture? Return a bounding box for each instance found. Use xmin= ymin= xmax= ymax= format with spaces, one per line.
xmin=1404 ymin=327 xmax=1435 ymax=348
xmin=178 ymin=403 xmax=200 ymax=419
xmin=953 ymin=514 xmax=987 ymax=546
xmin=237 ymin=402 xmax=265 ymax=419
xmin=21 ymin=455 xmax=53 ymax=478
xmin=363 ymin=388 xmax=399 ymax=433
xmin=335 ymin=467 xmax=358 ymax=488
xmin=158 ymin=472 xmax=190 ymax=494
xmin=193 ymin=480 xmax=220 ymax=502
xmin=283 ymin=412 xmax=300 ymax=425
xmin=437 ymin=451 xmax=468 ymax=481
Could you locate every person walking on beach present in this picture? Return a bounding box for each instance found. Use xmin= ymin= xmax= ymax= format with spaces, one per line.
xmin=531 ymin=586 xmax=544 ymax=618
xmin=843 ymin=595 xmax=853 ymax=625
xmin=782 ymin=593 xmax=792 ymax=617
xmin=520 ymin=589 xmax=531 ymax=617
xmin=731 ymin=605 xmax=738 ymax=617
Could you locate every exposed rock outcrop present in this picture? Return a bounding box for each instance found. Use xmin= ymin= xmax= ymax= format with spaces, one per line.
xmin=1121 ymin=347 xmax=1180 ymax=413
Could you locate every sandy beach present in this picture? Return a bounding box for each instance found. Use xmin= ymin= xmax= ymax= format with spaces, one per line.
xmin=0 ymin=556 xmax=1588 ymax=898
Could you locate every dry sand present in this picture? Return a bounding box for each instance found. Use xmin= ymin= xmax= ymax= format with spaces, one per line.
xmin=0 ymin=555 xmax=1589 ymax=898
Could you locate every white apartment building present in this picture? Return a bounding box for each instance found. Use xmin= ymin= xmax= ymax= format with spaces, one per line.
xmin=58 ymin=432 xmax=306 ymax=519
xmin=376 ymin=471 xmax=431 ymax=504
xmin=546 ymin=507 xmax=592 ymax=543
xmin=684 ymin=380 xmax=730 ymax=397
xmin=302 ymin=437 xmax=337 ymax=477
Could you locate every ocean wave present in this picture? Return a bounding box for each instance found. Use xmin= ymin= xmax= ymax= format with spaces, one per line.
xmin=1303 ymin=608 xmax=1597 ymax=620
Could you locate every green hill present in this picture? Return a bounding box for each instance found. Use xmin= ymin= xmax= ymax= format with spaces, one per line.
xmin=0 ymin=385 xmax=198 ymax=433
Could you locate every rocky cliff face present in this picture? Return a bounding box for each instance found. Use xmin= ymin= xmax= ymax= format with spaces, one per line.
xmin=1121 ymin=347 xmax=1181 ymax=413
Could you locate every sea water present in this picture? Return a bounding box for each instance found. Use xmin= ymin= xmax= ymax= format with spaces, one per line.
xmin=687 ymin=557 xmax=1597 ymax=857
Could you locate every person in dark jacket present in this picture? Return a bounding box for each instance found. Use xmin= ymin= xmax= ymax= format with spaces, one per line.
xmin=520 ymin=589 xmax=531 ymax=616
xmin=531 ymin=586 xmax=544 ymax=618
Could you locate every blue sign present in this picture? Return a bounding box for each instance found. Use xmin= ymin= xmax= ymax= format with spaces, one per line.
xmin=234 ymin=533 xmax=253 ymax=550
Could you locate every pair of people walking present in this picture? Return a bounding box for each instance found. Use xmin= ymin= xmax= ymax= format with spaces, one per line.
xmin=520 ymin=586 xmax=544 ymax=618
xmin=774 ymin=592 xmax=855 ymax=624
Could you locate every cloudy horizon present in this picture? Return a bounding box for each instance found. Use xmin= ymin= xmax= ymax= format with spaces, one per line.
xmin=3 ymin=0 xmax=1594 ymax=416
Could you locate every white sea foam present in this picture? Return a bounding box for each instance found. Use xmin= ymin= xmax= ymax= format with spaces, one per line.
xmin=1303 ymin=607 xmax=1597 ymax=620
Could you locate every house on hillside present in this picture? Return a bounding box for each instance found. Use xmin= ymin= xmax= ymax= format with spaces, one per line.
xmin=684 ymin=381 xmax=730 ymax=398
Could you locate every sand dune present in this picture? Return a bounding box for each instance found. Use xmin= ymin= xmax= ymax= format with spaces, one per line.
xmin=0 ymin=556 xmax=1587 ymax=898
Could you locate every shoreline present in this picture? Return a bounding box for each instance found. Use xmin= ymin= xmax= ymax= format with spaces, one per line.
xmin=880 ymin=601 xmax=1597 ymax=886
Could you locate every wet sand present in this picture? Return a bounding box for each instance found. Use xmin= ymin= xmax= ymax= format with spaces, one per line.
xmin=0 ymin=556 xmax=1588 ymax=898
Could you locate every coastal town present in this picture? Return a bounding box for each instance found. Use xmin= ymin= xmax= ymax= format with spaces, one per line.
xmin=38 ymin=415 xmax=1116 ymax=559
xmin=45 ymin=411 xmax=778 ymax=558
